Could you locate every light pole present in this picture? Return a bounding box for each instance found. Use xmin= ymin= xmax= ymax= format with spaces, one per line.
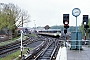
xmin=33 ymin=20 xmax=36 ymax=33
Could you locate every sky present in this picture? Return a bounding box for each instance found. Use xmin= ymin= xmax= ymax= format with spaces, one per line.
xmin=1 ymin=0 xmax=90 ymax=27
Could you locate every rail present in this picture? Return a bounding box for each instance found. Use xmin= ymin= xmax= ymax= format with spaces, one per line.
xmin=0 ymin=37 xmax=38 ymax=58
xmin=50 ymin=46 xmax=57 ymax=60
xmin=35 ymin=41 xmax=57 ymax=60
xmin=24 ymin=41 xmax=47 ymax=60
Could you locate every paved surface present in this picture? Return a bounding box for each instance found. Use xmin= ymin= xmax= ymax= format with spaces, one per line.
xmin=67 ymin=46 xmax=90 ymax=60
xmin=56 ymin=47 xmax=67 ymax=60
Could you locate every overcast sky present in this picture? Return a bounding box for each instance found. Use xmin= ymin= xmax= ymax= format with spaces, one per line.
xmin=1 ymin=0 xmax=90 ymax=27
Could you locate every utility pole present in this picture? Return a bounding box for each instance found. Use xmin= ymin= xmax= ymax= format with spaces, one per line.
xmin=21 ymin=30 xmax=23 ymax=59
xmin=22 ymin=16 xmax=23 ymax=27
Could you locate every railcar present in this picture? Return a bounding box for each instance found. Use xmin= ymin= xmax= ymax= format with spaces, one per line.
xmin=38 ymin=29 xmax=61 ymax=37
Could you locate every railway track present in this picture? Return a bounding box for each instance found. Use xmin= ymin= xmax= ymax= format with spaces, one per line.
xmin=0 ymin=36 xmax=42 ymax=58
xmin=0 ymin=34 xmax=62 ymax=60
xmin=24 ymin=37 xmax=61 ymax=60
xmin=24 ymin=40 xmax=47 ymax=60
xmin=35 ymin=41 xmax=57 ymax=60
xmin=0 ymin=38 xmax=29 ymax=57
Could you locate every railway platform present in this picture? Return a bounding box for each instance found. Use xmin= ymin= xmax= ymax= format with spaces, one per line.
xmin=56 ymin=47 xmax=67 ymax=60
xmin=56 ymin=45 xmax=90 ymax=60
xmin=67 ymin=46 xmax=90 ymax=60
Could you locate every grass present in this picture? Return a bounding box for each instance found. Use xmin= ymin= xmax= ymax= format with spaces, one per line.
xmin=0 ymin=36 xmax=20 ymax=46
xmin=0 ymin=48 xmax=33 ymax=60
xmin=0 ymin=36 xmax=27 ymax=46
xmin=0 ymin=40 xmax=15 ymax=46
xmin=0 ymin=34 xmax=35 ymax=60
xmin=12 ymin=36 xmax=21 ymax=40
xmin=29 ymin=34 xmax=37 ymax=37
xmin=0 ymin=34 xmax=36 ymax=46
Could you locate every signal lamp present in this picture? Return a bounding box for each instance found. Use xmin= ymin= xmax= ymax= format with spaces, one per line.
xmin=84 ymin=22 xmax=86 ymax=25
xmin=65 ymin=21 xmax=68 ymax=24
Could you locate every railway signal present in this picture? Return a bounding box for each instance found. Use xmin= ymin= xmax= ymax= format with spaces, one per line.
xmin=63 ymin=14 xmax=69 ymax=47
xmin=63 ymin=14 xmax=69 ymax=24
xmin=83 ymin=15 xmax=88 ymax=25
xmin=83 ymin=15 xmax=89 ymax=29
xmin=63 ymin=14 xmax=69 ymax=29
xmin=83 ymin=15 xmax=89 ymax=41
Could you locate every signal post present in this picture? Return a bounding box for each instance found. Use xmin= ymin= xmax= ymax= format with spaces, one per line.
xmin=63 ymin=14 xmax=69 ymax=47
xmin=83 ymin=15 xmax=89 ymax=44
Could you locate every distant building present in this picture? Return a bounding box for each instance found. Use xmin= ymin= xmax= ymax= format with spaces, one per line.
xmin=0 ymin=28 xmax=12 ymax=42
xmin=17 ymin=27 xmax=26 ymax=32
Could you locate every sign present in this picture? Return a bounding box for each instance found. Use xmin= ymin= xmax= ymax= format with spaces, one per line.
xmin=72 ymin=8 xmax=81 ymax=17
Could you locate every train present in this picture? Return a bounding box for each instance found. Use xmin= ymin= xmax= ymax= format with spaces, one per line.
xmin=37 ymin=29 xmax=61 ymax=37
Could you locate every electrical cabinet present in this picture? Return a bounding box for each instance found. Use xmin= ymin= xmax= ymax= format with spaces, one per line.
xmin=71 ymin=31 xmax=82 ymax=50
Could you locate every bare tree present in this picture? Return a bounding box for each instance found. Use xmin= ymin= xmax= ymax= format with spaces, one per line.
xmin=0 ymin=3 xmax=30 ymax=37
xmin=0 ymin=3 xmax=30 ymax=29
